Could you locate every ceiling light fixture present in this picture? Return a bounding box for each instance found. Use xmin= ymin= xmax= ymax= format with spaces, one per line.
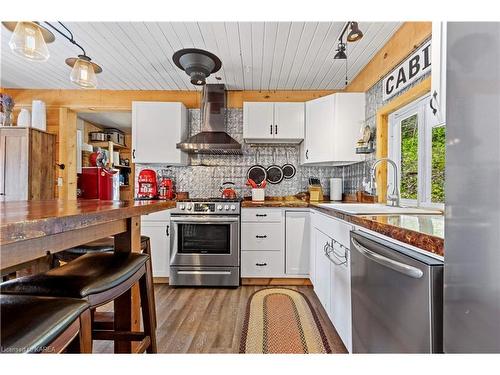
xmin=347 ymin=22 xmax=364 ymax=42
xmin=2 ymin=21 xmax=55 ymax=61
xmin=2 ymin=21 xmax=102 ymax=89
xmin=334 ymin=42 xmax=347 ymax=60
xmin=172 ymin=48 xmax=222 ymax=86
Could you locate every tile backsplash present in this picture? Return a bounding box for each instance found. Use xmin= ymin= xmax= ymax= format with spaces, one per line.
xmin=135 ymin=108 xmax=366 ymax=199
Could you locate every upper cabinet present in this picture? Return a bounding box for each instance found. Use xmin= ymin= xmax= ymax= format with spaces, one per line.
xmin=243 ymin=102 xmax=304 ymax=143
xmin=301 ymin=93 xmax=365 ymax=166
xmin=132 ymin=101 xmax=188 ymax=165
xmin=430 ymin=22 xmax=447 ymax=126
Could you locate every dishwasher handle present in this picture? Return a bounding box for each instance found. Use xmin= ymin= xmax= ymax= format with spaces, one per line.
xmin=351 ymin=237 xmax=424 ymax=279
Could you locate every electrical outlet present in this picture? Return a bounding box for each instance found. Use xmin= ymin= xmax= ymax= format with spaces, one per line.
xmin=57 ymin=177 xmax=63 ymax=187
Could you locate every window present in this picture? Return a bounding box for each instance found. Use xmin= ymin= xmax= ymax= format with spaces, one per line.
xmin=388 ymin=95 xmax=445 ymax=208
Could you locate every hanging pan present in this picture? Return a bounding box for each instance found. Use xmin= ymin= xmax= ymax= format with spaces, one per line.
xmin=282 ymin=148 xmax=296 ymax=179
xmin=247 ymin=149 xmax=267 ymax=186
xmin=266 ymin=149 xmax=284 ymax=185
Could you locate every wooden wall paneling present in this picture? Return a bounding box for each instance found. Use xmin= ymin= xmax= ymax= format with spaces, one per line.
xmin=28 ymin=129 xmax=56 ymax=200
xmin=375 ymin=77 xmax=431 ymax=203
xmin=58 ymin=108 xmax=77 ymax=200
xmin=345 ymin=22 xmax=432 ymax=92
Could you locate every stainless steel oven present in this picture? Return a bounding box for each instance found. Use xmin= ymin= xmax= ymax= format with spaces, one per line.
xmin=169 ymin=199 xmax=240 ymax=287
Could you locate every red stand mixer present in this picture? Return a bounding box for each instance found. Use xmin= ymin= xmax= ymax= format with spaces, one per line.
xmin=137 ymin=169 xmax=158 ymax=199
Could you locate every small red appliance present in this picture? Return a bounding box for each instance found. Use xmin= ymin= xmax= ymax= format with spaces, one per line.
xmin=78 ymin=167 xmax=119 ymax=200
xmin=158 ymin=177 xmax=176 ymax=200
xmin=137 ymin=169 xmax=158 ymax=199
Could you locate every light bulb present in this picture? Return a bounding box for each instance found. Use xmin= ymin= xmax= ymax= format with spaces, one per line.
xmin=8 ymin=22 xmax=50 ymax=61
xmin=69 ymin=56 xmax=98 ymax=88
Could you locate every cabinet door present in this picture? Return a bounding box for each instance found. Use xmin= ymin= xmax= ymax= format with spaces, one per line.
xmin=303 ymin=95 xmax=335 ymax=164
xmin=243 ymin=102 xmax=274 ymax=140
xmin=430 ymin=22 xmax=447 ymax=126
xmin=309 ymin=213 xmax=317 ymax=285
xmin=314 ymin=229 xmax=331 ymax=313
xmin=132 ymin=102 xmax=188 ymax=165
xmin=329 ymin=244 xmax=352 ymax=352
xmin=332 ymin=93 xmax=364 ymax=163
xmin=0 ymin=130 xmax=28 ymax=201
xmin=141 ymin=220 xmax=170 ymax=277
xmin=274 ymin=103 xmax=304 ymax=141
xmin=285 ymin=211 xmax=310 ymax=275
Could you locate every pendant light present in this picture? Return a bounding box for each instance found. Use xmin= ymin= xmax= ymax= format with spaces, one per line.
xmin=347 ymin=22 xmax=364 ymax=42
xmin=2 ymin=21 xmax=55 ymax=61
xmin=2 ymin=21 xmax=102 ymax=89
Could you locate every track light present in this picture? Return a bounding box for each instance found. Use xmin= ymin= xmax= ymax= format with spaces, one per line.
xmin=334 ymin=43 xmax=347 ymax=60
xmin=2 ymin=21 xmax=102 ymax=88
xmin=2 ymin=21 xmax=54 ymax=61
xmin=347 ymin=22 xmax=363 ymax=42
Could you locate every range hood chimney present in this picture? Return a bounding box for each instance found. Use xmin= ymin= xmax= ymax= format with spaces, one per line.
xmin=177 ymin=84 xmax=242 ymax=155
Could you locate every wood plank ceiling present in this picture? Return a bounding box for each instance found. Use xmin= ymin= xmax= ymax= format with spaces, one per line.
xmin=1 ymin=22 xmax=401 ymax=91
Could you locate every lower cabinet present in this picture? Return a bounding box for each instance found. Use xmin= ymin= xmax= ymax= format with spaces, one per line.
xmin=311 ymin=213 xmax=353 ymax=352
xmin=241 ymin=251 xmax=283 ymax=277
xmin=285 ymin=211 xmax=310 ymax=276
xmin=141 ymin=210 xmax=171 ymax=278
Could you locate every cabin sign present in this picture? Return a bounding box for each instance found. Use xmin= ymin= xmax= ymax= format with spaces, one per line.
xmin=382 ymin=40 xmax=431 ymax=101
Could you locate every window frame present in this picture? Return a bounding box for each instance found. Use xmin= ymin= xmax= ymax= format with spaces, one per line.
xmin=388 ymin=94 xmax=445 ymax=210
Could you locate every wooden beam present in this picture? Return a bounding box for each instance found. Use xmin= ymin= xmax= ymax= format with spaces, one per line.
xmin=58 ymin=108 xmax=77 ymax=200
xmin=227 ymin=90 xmax=336 ymax=108
xmin=345 ymin=22 xmax=432 ymax=93
xmin=375 ymin=77 xmax=431 ymax=203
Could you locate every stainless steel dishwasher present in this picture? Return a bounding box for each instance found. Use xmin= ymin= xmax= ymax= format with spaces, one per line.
xmin=350 ymin=230 xmax=443 ymax=353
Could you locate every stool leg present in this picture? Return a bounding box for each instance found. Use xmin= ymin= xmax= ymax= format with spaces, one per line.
xmin=139 ymin=260 xmax=157 ymax=353
xmin=142 ymin=238 xmax=157 ymax=329
xmin=79 ymin=309 xmax=93 ymax=353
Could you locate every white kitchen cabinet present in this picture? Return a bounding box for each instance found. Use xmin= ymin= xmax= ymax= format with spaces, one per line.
xmin=311 ymin=212 xmax=353 ymax=352
xmin=141 ymin=210 xmax=171 ymax=278
xmin=430 ymin=22 xmax=447 ymax=126
xmin=243 ymin=102 xmax=304 ymax=143
xmin=285 ymin=211 xmax=310 ymax=275
xmin=241 ymin=251 xmax=284 ymax=277
xmin=314 ymin=228 xmax=332 ymax=313
xmin=301 ymin=93 xmax=364 ymax=165
xmin=132 ymin=101 xmax=188 ymax=165
xmin=241 ymin=222 xmax=283 ymax=251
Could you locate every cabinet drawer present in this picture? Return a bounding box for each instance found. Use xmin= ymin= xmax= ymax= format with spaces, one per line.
xmin=241 ymin=222 xmax=282 ymax=251
xmin=241 ymin=208 xmax=282 ymax=222
xmin=241 ymin=251 xmax=283 ymax=277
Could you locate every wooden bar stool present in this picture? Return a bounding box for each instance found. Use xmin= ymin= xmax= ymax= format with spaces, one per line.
xmin=0 ymin=295 xmax=92 ymax=353
xmin=1 ymin=252 xmax=157 ymax=353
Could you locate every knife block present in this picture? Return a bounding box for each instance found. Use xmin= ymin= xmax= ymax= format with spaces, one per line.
xmin=308 ymin=185 xmax=323 ymax=202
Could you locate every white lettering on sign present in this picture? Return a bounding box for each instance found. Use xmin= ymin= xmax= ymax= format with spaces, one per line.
xmin=382 ymin=40 xmax=432 ymax=101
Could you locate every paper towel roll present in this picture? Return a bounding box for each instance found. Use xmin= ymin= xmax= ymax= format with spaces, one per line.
xmin=330 ymin=178 xmax=343 ymax=201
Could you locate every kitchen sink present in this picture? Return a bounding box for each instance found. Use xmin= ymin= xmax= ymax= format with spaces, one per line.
xmin=316 ymin=203 xmax=442 ymax=215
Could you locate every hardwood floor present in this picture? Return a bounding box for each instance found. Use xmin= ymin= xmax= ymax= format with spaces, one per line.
xmin=94 ymin=284 xmax=347 ymax=354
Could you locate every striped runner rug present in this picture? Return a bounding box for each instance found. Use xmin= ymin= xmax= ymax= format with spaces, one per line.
xmin=239 ymin=288 xmax=332 ymax=354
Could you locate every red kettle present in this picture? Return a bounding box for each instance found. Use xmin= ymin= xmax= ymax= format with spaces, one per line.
xmin=220 ymin=182 xmax=237 ymax=200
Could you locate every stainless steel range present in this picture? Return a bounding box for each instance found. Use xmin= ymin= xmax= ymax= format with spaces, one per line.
xmin=169 ymin=198 xmax=241 ymax=287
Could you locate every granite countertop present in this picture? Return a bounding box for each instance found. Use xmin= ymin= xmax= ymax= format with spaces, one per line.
xmin=242 ymin=197 xmax=444 ymax=257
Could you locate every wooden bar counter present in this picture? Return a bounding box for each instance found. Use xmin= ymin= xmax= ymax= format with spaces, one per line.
xmin=0 ymin=199 xmax=174 ymax=353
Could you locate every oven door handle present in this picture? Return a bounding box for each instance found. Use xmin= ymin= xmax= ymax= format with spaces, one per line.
xmin=170 ymin=216 xmax=240 ymax=223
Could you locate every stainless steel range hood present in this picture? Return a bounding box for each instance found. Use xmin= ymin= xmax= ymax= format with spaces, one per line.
xmin=177 ymin=84 xmax=242 ymax=155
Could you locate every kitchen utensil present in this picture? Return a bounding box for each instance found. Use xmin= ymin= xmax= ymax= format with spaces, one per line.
xmin=17 ymin=108 xmax=31 ymax=127
xmin=260 ymin=180 xmax=267 ymax=188
xmin=266 ymin=149 xmax=284 ymax=184
xmin=220 ymin=181 xmax=237 ymax=199
xmin=282 ymin=148 xmax=296 ymax=179
xmin=330 ymin=177 xmax=343 ymax=201
xmin=31 ymin=100 xmax=46 ymax=131
xmin=246 ymin=178 xmax=258 ymax=189
xmin=308 ymin=177 xmax=323 ymax=202
xmin=247 ymin=149 xmax=267 ymax=185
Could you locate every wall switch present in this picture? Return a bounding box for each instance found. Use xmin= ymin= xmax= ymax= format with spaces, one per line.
xmin=57 ymin=177 xmax=63 ymax=187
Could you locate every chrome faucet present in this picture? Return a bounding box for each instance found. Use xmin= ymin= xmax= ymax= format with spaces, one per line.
xmin=370 ymin=158 xmax=400 ymax=207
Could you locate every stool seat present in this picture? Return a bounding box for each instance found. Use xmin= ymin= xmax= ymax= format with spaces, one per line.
xmin=1 ymin=252 xmax=149 ymax=298
xmin=1 ymin=295 xmax=89 ymax=353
